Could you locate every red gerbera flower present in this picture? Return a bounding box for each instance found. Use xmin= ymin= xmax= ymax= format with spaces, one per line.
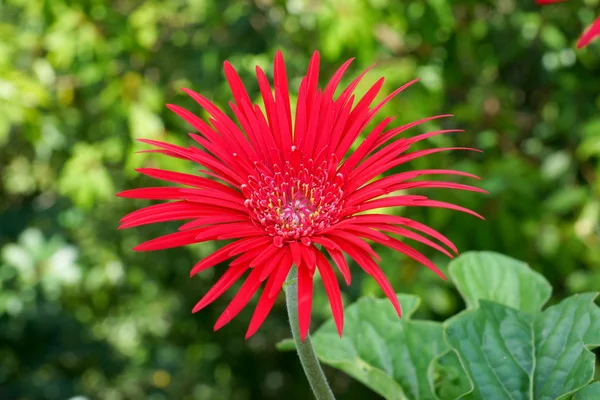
xmin=537 ymin=0 xmax=600 ymax=48
xmin=118 ymin=51 xmax=484 ymax=340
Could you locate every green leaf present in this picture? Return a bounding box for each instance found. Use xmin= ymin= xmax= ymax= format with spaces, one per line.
xmin=449 ymin=251 xmax=552 ymax=313
xmin=432 ymin=350 xmax=471 ymax=400
xmin=573 ymin=382 xmax=600 ymax=400
xmin=445 ymin=294 xmax=600 ymax=400
xmin=309 ymin=294 xmax=447 ymax=400
xmin=275 ymin=338 xmax=295 ymax=351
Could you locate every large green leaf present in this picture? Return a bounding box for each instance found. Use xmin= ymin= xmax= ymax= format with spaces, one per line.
xmin=573 ymin=382 xmax=600 ymax=399
xmin=445 ymin=294 xmax=600 ymax=399
xmin=285 ymin=294 xmax=449 ymax=400
xmin=432 ymin=350 xmax=472 ymax=399
xmin=448 ymin=251 xmax=552 ymax=313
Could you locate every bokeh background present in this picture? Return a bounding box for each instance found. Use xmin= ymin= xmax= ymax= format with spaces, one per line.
xmin=1 ymin=0 xmax=599 ymax=398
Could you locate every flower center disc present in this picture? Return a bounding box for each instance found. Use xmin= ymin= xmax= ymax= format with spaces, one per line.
xmin=242 ymin=160 xmax=344 ymax=241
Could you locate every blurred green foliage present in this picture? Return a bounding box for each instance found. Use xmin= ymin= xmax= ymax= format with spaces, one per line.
xmin=0 ymin=0 xmax=599 ymax=399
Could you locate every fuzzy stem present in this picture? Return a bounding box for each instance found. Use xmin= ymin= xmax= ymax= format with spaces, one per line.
xmin=284 ymin=267 xmax=336 ymax=400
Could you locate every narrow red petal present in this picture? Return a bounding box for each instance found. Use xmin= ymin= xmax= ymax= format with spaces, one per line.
xmin=370 ymin=223 xmax=454 ymax=257
xmin=311 ymin=236 xmax=341 ymax=251
xmin=179 ymin=214 xmax=249 ymax=231
xmin=325 ymin=230 xmax=382 ymax=261
xmin=315 ymin=251 xmax=344 ymax=337
xmin=386 ymin=181 xmax=487 ymax=194
xmin=377 ymin=215 xmax=458 ymax=254
xmin=121 ymin=201 xmax=197 ymax=223
xmin=194 ymin=223 xmax=263 ymax=242
xmin=230 ymin=242 xmax=275 ymax=268
xmin=344 ymin=226 xmax=446 ymax=279
xmin=323 ymin=57 xmax=354 ymax=101
xmin=300 ymin=89 xmax=323 ymax=156
xmin=334 ymin=239 xmax=401 ymax=317
xmin=304 ymin=51 xmax=321 ymax=116
xmin=192 ymin=263 xmax=251 ymax=312
xmin=249 ymin=244 xmax=279 ymax=269
xmin=356 ymin=195 xmax=484 ymax=220
xmin=119 ymin=202 xmax=210 ymax=229
xmin=116 ymin=187 xmax=183 ymax=200
xmin=245 ymin=253 xmax=293 ymax=338
xmin=345 ymin=169 xmax=480 ymax=205
xmin=289 ymin=241 xmax=303 ymax=267
xmin=213 ymin=265 xmax=265 ymax=331
xmin=297 ymin=265 xmax=314 ymax=341
xmin=269 ymin=250 xmax=294 ymax=298
xmin=181 ymin=88 xmax=257 ymax=161
xmin=133 ymin=229 xmax=201 ymax=251
xmin=190 ymin=237 xmax=269 ymax=277
xmin=274 ymin=50 xmax=293 ymax=136
xmin=333 ymin=78 xmax=384 ymax=160
xmin=346 ymin=147 xmax=480 ymax=193
xmin=577 ymin=17 xmax=600 ymax=48
xmin=298 ymin=245 xmax=317 ymax=270
xmin=259 ymin=248 xmax=288 ymax=281
xmin=373 ymin=114 xmax=454 ymax=149
xmin=341 ymin=117 xmax=394 ymax=173
xmin=137 ymin=139 xmax=244 ymax=184
xmin=324 ymin=247 xmax=351 ymax=285
xmin=223 ymin=61 xmax=253 ymax=111
xmin=255 ymin=66 xmax=280 ymax=149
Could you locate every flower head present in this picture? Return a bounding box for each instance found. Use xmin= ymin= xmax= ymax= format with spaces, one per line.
xmin=537 ymin=0 xmax=600 ymax=48
xmin=118 ymin=51 xmax=484 ymax=340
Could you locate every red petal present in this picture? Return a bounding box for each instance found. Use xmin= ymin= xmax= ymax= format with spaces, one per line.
xmin=223 ymin=61 xmax=253 ymax=112
xmin=297 ymin=265 xmax=314 ymax=341
xmin=116 ymin=187 xmax=183 ymax=200
xmin=194 ymin=223 xmax=263 ymax=242
xmin=336 ymin=214 xmax=458 ymax=254
xmin=133 ymin=229 xmax=201 ymax=251
xmin=311 ymin=236 xmax=341 ymax=251
xmin=289 ymin=241 xmax=303 ymax=267
xmin=268 ymin=250 xmax=294 ymax=298
xmin=370 ymin=223 xmax=454 ymax=257
xmin=333 ymin=78 xmax=384 ymax=159
xmin=345 ymin=169 xmax=481 ymax=205
xmin=325 ymin=230 xmax=381 ymax=261
xmin=189 ymin=237 xmax=269 ymax=276
xmin=358 ymin=196 xmax=484 ymax=219
xmin=577 ymin=17 xmax=600 ymax=48
xmin=315 ymin=251 xmax=344 ymax=337
xmin=386 ymin=181 xmax=487 ymax=194
xmin=213 ymin=265 xmax=265 ymax=331
xmin=341 ymin=117 xmax=394 ymax=173
xmin=298 ymin=245 xmax=317 ymax=270
xmin=259 ymin=248 xmax=288 ymax=281
xmin=230 ymin=243 xmax=272 ymax=267
xmin=343 ymin=226 xmax=446 ymax=279
xmin=245 ymin=250 xmax=293 ymax=338
xmin=179 ymin=214 xmax=249 ymax=231
xmin=181 ymin=88 xmax=257 ymax=161
xmin=373 ymin=114 xmax=454 ymax=149
xmin=249 ymin=244 xmax=279 ymax=269
xmin=346 ymin=147 xmax=481 ymax=193
xmin=324 ymin=247 xmax=351 ymax=285
xmin=274 ymin=50 xmax=293 ymax=137
xmin=334 ymin=239 xmax=401 ymax=317
xmin=192 ymin=263 xmax=251 ymax=312
xmin=119 ymin=202 xmax=207 ymax=229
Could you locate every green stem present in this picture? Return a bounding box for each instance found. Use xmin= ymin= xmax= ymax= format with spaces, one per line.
xmin=284 ymin=267 xmax=336 ymax=400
